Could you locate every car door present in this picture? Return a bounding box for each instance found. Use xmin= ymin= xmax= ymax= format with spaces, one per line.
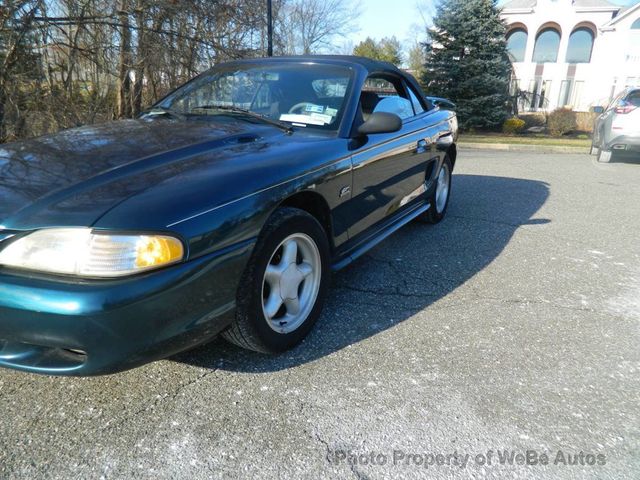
xmin=347 ymin=75 xmax=441 ymax=238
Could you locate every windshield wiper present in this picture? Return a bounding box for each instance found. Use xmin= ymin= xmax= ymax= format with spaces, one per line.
xmin=192 ymin=104 xmax=293 ymax=134
xmin=141 ymin=107 xmax=186 ymax=120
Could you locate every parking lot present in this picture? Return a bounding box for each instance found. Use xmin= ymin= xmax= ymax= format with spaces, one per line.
xmin=0 ymin=148 xmax=638 ymax=479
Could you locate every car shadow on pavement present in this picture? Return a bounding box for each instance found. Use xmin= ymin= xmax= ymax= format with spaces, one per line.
xmin=173 ymin=174 xmax=550 ymax=373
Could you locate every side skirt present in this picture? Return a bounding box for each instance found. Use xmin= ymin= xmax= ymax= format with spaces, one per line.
xmin=331 ymin=202 xmax=430 ymax=271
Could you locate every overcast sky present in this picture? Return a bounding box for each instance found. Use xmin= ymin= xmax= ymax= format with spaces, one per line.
xmin=345 ymin=0 xmax=639 ymax=52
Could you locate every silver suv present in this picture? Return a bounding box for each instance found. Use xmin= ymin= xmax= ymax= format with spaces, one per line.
xmin=591 ymin=88 xmax=640 ymax=163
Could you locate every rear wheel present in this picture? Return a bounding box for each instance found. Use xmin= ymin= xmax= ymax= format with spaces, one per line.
xmin=420 ymin=155 xmax=452 ymax=224
xmin=222 ymin=207 xmax=330 ymax=353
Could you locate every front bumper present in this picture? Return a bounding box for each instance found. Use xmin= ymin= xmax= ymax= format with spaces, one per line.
xmin=0 ymin=240 xmax=254 ymax=376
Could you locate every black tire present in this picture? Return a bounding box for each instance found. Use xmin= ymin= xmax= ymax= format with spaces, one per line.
xmin=420 ymin=155 xmax=453 ymax=224
xmin=222 ymin=207 xmax=331 ymax=353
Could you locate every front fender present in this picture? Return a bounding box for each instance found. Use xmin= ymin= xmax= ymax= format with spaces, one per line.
xmin=165 ymin=155 xmax=352 ymax=261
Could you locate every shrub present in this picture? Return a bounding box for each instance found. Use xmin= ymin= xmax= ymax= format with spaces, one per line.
xmin=547 ymin=108 xmax=577 ymax=137
xmin=519 ymin=113 xmax=547 ymax=129
xmin=502 ymin=117 xmax=526 ymax=134
xmin=575 ymin=111 xmax=598 ymax=133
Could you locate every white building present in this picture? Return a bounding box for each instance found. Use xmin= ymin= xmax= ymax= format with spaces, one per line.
xmin=501 ymin=0 xmax=640 ymax=112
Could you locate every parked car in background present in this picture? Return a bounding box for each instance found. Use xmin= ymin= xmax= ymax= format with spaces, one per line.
xmin=0 ymin=56 xmax=458 ymax=376
xmin=591 ymin=88 xmax=640 ymax=162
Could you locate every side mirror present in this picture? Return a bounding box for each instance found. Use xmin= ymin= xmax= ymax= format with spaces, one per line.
xmin=357 ymin=112 xmax=402 ymax=136
xmin=592 ymin=106 xmax=604 ymax=114
xmin=435 ymin=100 xmax=456 ymax=111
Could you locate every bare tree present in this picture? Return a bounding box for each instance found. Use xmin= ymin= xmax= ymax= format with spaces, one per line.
xmin=0 ymin=1 xmax=45 ymax=141
xmin=116 ymin=0 xmax=131 ymax=117
xmin=276 ymin=0 xmax=361 ymax=55
xmin=0 ymin=0 xmax=364 ymax=143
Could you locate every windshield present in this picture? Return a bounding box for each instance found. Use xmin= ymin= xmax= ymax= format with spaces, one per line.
xmin=157 ymin=63 xmax=354 ymax=131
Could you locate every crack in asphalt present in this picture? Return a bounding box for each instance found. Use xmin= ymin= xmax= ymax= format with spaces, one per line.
xmin=335 ymin=253 xmax=455 ymax=298
xmin=363 ymin=255 xmax=412 ymax=292
xmin=349 ymin=463 xmax=370 ymax=480
xmin=313 ymin=432 xmax=370 ymax=480
xmin=477 ymin=295 xmax=620 ymax=318
xmin=333 ymin=284 xmax=440 ymax=300
xmin=101 ymin=368 xmax=220 ymax=432
xmin=333 ymin=283 xmax=621 ymax=322
xmin=313 ymin=431 xmax=333 ymax=464
xmin=448 ymin=213 xmax=528 ymax=229
xmin=418 ymin=295 xmax=623 ymax=321
xmin=361 ymin=254 xmax=459 ymax=291
xmin=333 ymin=248 xmax=621 ymax=320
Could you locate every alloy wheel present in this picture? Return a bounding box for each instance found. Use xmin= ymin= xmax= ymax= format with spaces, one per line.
xmin=261 ymin=233 xmax=321 ymax=334
xmin=435 ymin=162 xmax=451 ymax=214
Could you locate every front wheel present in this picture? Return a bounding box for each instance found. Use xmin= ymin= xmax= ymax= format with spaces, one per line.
xmin=420 ymin=156 xmax=452 ymax=224
xmin=222 ymin=207 xmax=330 ymax=353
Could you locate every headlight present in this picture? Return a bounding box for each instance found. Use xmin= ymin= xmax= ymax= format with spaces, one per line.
xmin=0 ymin=228 xmax=184 ymax=277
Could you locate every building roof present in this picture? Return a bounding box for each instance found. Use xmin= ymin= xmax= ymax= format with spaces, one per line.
xmin=573 ymin=0 xmax=618 ymax=7
xmin=502 ymin=0 xmax=536 ymax=9
xmin=502 ymin=0 xmax=619 ymax=9
xmin=604 ymin=2 xmax=640 ymax=26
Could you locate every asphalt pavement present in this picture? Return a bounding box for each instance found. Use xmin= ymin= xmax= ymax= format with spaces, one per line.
xmin=1 ymin=149 xmax=639 ymax=479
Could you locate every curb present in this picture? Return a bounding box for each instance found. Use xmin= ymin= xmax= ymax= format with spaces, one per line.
xmin=458 ymin=142 xmax=588 ymax=154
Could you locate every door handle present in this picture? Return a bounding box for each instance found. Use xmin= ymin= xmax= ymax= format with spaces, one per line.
xmin=417 ymin=139 xmax=429 ymax=152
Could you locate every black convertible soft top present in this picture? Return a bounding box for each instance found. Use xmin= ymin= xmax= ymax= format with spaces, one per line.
xmin=223 ymin=54 xmax=398 ymax=70
xmin=217 ymin=55 xmax=423 ymax=97
xmin=252 ymin=55 xmax=403 ymax=74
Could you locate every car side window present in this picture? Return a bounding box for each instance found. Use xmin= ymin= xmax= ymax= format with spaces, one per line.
xmin=405 ymin=84 xmax=425 ymax=115
xmin=626 ymin=90 xmax=640 ymax=107
xmin=607 ymin=91 xmax=625 ymax=111
xmin=361 ymin=77 xmax=414 ymax=121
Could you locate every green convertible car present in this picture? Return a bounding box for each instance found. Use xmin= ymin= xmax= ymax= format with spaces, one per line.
xmin=0 ymin=56 xmax=458 ymax=375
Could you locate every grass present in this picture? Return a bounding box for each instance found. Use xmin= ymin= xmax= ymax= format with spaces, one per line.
xmin=460 ymin=133 xmax=591 ymax=148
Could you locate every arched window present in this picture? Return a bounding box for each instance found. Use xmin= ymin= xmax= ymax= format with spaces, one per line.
xmin=533 ymin=29 xmax=561 ymax=63
xmin=506 ymin=29 xmax=528 ymax=62
xmin=566 ymin=28 xmax=594 ymax=63
xmin=631 ymin=18 xmax=640 ymax=29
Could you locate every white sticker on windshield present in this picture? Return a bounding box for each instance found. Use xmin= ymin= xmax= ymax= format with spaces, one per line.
xmin=305 ymin=104 xmax=325 ymax=114
xmin=310 ymin=113 xmax=333 ymax=124
xmin=279 ymin=114 xmax=327 ymax=126
xmin=325 ymin=107 xmax=338 ymax=117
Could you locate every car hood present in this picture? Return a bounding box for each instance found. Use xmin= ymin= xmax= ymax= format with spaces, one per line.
xmin=0 ymin=117 xmax=284 ymax=230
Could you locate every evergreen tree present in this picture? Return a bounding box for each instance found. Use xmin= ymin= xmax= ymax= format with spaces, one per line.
xmin=422 ymin=0 xmax=512 ymax=130
xmin=378 ymin=37 xmax=403 ymax=67
xmin=353 ymin=36 xmax=403 ymax=67
xmin=353 ymin=38 xmax=381 ymax=60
